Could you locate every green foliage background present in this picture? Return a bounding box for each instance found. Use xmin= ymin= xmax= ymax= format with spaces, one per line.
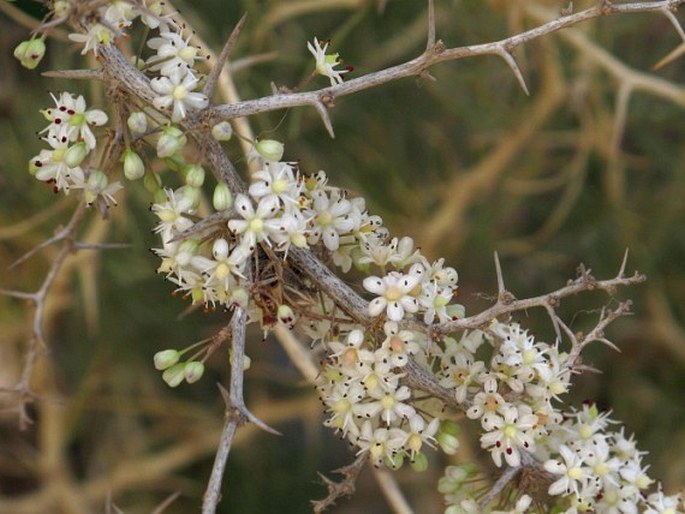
xmin=0 ymin=1 xmax=684 ymax=512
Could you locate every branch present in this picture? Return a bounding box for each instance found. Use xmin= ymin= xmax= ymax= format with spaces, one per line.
xmin=207 ymin=0 xmax=685 ymax=126
xmin=312 ymin=453 xmax=367 ymax=514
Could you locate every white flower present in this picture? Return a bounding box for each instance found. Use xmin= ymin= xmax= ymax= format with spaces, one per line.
xmin=192 ymin=238 xmax=249 ymax=291
xmin=307 ymin=189 xmax=355 ymax=251
xmin=544 ymin=444 xmax=592 ymax=496
xmin=227 ymin=194 xmax=280 ymax=252
xmin=375 ymin=321 xmax=421 ymax=368
xmin=322 ymin=381 xmax=367 ymax=439
xmin=248 ymin=161 xmax=302 ymax=208
xmin=151 ymin=188 xmax=196 ymax=243
xmin=327 ymin=329 xmax=374 ymax=372
xmin=31 ymin=139 xmax=85 ymax=193
xmin=307 ymin=37 xmax=350 ymax=86
xmin=151 ymin=72 xmax=208 ymax=122
xmin=41 ymin=92 xmax=108 ymax=150
xmin=418 ymin=280 xmax=454 ymax=324
xmin=643 ymin=488 xmax=683 ymax=514
xmin=68 ymin=24 xmax=113 ymax=55
xmin=356 ymin=385 xmax=415 ymax=426
xmin=356 ymin=421 xmax=404 ymax=467
xmin=103 ymin=1 xmax=136 ymax=29
xmin=363 ymin=272 xmax=419 ymax=321
xmin=72 ymin=169 xmax=122 ymax=208
xmin=400 ymin=414 xmax=440 ymax=458
xmin=480 ymin=404 xmax=537 ymax=467
xmin=147 ymin=29 xmax=202 ymax=78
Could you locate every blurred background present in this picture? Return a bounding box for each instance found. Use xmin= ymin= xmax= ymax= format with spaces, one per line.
xmin=0 ymin=0 xmax=684 ymax=512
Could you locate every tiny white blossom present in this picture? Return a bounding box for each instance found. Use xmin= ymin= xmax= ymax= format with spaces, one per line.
xmin=307 ymin=37 xmax=350 ymax=86
xmin=151 ymin=72 xmax=208 ymax=122
xmin=363 ymin=272 xmax=419 ymax=321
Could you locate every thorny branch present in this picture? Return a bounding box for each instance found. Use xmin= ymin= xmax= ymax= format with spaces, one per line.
xmin=5 ymin=0 xmax=681 ymax=511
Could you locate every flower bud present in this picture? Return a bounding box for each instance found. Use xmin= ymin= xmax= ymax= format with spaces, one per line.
xmin=153 ymin=188 xmax=168 ymax=204
xmin=384 ymin=453 xmax=404 ymax=470
xmin=277 ymin=304 xmax=296 ymax=327
xmin=229 ymin=351 xmax=252 ymax=371
xmin=212 ymin=182 xmax=233 ymax=211
xmin=63 ymin=142 xmax=89 ymax=168
xmin=176 ymin=185 xmax=200 ymax=209
xmin=409 ymin=452 xmax=428 ymax=473
xmin=184 ymin=361 xmax=205 ymax=383
xmin=127 ymin=112 xmax=148 ymax=135
xmin=437 ymin=432 xmax=460 ymax=455
xmin=229 ymin=288 xmax=249 ymax=309
xmin=157 ymin=126 xmax=187 ymax=158
xmin=122 ymin=148 xmax=145 ymax=180
xmin=164 ymin=153 xmax=185 ymax=172
xmin=184 ymin=164 xmax=205 ymax=188
xmin=144 ymin=171 xmax=162 ymax=194
xmin=53 ymin=0 xmax=70 ymax=16
xmin=14 ymin=38 xmax=46 ymax=70
xmin=212 ymin=121 xmax=233 ymax=141
xmin=162 ymin=363 xmax=186 ymax=387
xmin=154 ymin=349 xmax=180 ymax=370
xmin=254 ymin=139 xmax=284 ymax=162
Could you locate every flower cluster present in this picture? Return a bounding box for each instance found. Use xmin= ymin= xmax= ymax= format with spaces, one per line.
xmin=30 ymin=92 xmax=120 ymax=210
xmin=440 ymin=404 xmax=685 ymax=513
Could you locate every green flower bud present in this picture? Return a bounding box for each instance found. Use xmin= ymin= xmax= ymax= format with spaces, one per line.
xmin=384 ymin=453 xmax=404 ymax=470
xmin=211 ymin=121 xmax=233 ymax=141
xmin=277 ymin=304 xmax=296 ymax=327
xmin=164 ymin=153 xmax=185 ymax=172
xmin=143 ymin=171 xmax=162 ymax=194
xmin=176 ymin=185 xmax=201 ymax=209
xmin=162 ymin=363 xmax=186 ymax=387
xmin=440 ymin=419 xmax=460 ymax=437
xmin=153 ymin=188 xmax=168 ymax=204
xmin=122 ymin=148 xmax=145 ymax=180
xmin=53 ymin=0 xmax=70 ymax=17
xmin=154 ymin=349 xmax=180 ymax=370
xmin=184 ymin=164 xmax=205 ymax=188
xmin=409 ymin=452 xmax=428 ymax=473
xmin=127 ymin=112 xmax=148 ymax=135
xmin=229 ymin=288 xmax=249 ymax=309
xmin=229 ymin=352 xmax=252 ymax=371
xmin=14 ymin=38 xmax=46 ymax=70
xmin=446 ymin=303 xmax=465 ymax=320
xmin=437 ymin=432 xmax=460 ymax=455
xmin=63 ymin=142 xmax=89 ymax=168
xmin=212 ymin=182 xmax=233 ymax=211
xmin=157 ymin=126 xmax=187 ymax=158
xmin=254 ymin=139 xmax=284 ymax=162
xmin=184 ymin=361 xmax=205 ymax=383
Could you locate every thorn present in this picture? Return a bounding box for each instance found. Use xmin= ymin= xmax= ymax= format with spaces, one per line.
xmin=652 ymin=41 xmax=685 ymax=70
xmin=493 ymin=251 xmax=506 ymax=297
xmin=315 ymin=101 xmax=335 ymax=138
xmin=498 ymin=48 xmax=529 ymax=96
xmin=426 ymin=0 xmax=436 ymax=50
xmin=662 ymin=7 xmax=685 ymax=42
xmin=618 ymin=248 xmax=629 ymax=277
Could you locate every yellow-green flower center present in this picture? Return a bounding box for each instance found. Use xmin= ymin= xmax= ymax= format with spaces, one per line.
xmin=249 ymin=218 xmax=264 ymax=233
xmin=172 ymin=85 xmax=188 ymax=101
xmin=385 ymin=285 xmax=402 ymax=302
